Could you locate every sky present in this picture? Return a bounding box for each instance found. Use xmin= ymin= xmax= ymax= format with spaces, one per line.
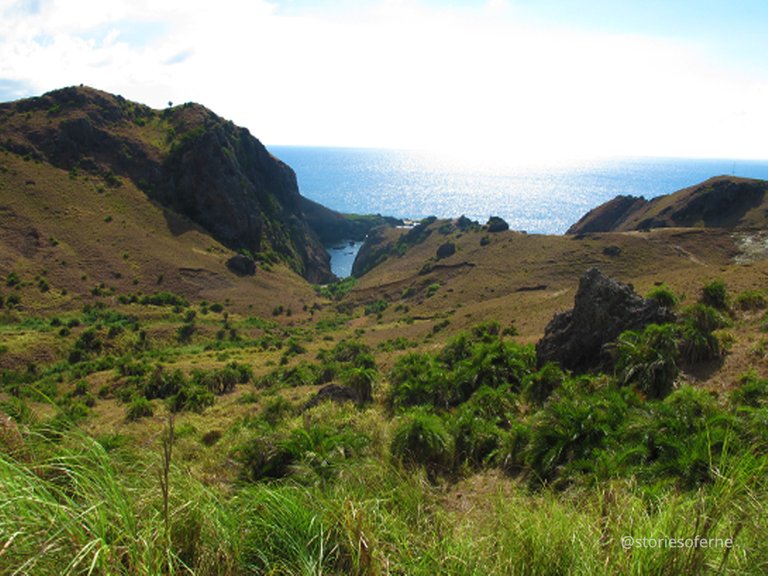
xmin=1 ymin=0 xmax=767 ymax=161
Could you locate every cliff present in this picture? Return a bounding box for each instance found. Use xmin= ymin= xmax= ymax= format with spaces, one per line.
xmin=567 ymin=176 xmax=768 ymax=234
xmin=0 ymin=86 xmax=333 ymax=282
xmin=299 ymin=196 xmax=402 ymax=245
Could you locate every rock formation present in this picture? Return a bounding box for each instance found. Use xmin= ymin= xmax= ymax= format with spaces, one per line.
xmin=486 ymin=216 xmax=509 ymax=233
xmin=536 ymin=268 xmax=675 ymax=371
xmin=436 ymin=242 xmax=456 ymax=260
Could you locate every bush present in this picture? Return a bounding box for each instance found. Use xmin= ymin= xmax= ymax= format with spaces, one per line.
xmin=139 ymin=292 xmax=189 ymax=307
xmin=701 ymin=279 xmax=728 ymax=310
xmin=646 ymin=284 xmax=679 ymax=309
xmin=126 ymin=396 xmax=154 ymax=421
xmin=633 ymin=386 xmax=733 ymax=487
xmin=166 ymin=384 xmax=214 ymax=413
xmin=192 ymin=363 xmax=251 ymax=395
xmin=678 ymin=304 xmax=729 ymax=364
xmin=525 ymin=381 xmax=634 ymax=485
xmin=391 ymin=409 xmax=454 ymax=477
xmin=523 ymin=363 xmax=565 ymax=405
xmin=731 ymin=371 xmax=768 ymax=408
xmin=176 ymin=322 xmax=195 ymax=343
xmin=143 ymin=366 xmax=186 ymax=400
xmin=734 ymin=290 xmax=767 ymax=311
xmin=450 ymin=339 xmax=535 ymax=402
xmin=451 ymin=407 xmax=501 ymax=469
xmin=616 ymin=323 xmax=679 ymax=399
xmin=341 ymin=366 xmax=377 ymax=404
xmin=388 ymin=352 xmax=452 ymax=409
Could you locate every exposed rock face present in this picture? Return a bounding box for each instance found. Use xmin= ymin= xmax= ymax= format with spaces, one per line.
xmin=351 ymin=225 xmax=393 ymax=277
xmin=567 ymin=177 xmax=768 ymax=235
xmin=226 ymin=254 xmax=256 ymax=276
xmin=536 ymin=268 xmax=675 ymax=371
xmin=486 ymin=216 xmax=509 ymax=233
xmin=436 ymin=242 xmax=456 ymax=260
xmin=0 ymin=86 xmax=333 ymax=283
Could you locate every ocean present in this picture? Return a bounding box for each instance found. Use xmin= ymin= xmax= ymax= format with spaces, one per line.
xmin=269 ymin=146 xmax=768 ymax=277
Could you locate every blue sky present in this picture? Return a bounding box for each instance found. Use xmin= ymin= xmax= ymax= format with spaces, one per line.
xmin=1 ymin=0 xmax=766 ymax=160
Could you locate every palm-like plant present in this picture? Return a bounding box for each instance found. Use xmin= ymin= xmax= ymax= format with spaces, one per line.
xmin=616 ymin=323 xmax=679 ymax=399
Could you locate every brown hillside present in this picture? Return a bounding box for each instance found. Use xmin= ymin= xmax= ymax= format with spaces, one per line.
xmin=346 ymin=218 xmax=768 ymax=366
xmin=567 ymin=176 xmax=768 ymax=234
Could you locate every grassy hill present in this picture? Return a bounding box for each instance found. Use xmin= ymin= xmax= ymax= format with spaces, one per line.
xmin=2 ymin=89 xmax=768 ymax=574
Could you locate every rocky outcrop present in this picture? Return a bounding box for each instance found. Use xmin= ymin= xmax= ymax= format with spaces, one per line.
xmin=226 ymin=254 xmax=256 ymax=276
xmin=436 ymin=242 xmax=456 ymax=260
xmin=351 ymin=225 xmax=394 ymax=277
xmin=486 ymin=216 xmax=509 ymax=233
xmin=0 ymin=86 xmax=334 ymax=283
xmin=302 ymin=384 xmax=360 ymax=410
xmin=567 ymin=177 xmax=768 ymax=235
xmin=536 ymin=268 xmax=675 ymax=371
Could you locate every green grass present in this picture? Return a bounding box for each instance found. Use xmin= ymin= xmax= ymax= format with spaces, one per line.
xmin=2 ymin=423 xmax=766 ymax=575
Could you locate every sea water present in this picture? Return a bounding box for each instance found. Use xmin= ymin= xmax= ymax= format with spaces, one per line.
xmin=269 ymin=146 xmax=768 ymax=277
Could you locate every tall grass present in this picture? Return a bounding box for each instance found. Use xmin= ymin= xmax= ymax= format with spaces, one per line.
xmin=1 ymin=424 xmax=766 ymax=574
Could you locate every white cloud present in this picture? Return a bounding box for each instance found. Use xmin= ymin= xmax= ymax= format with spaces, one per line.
xmin=0 ymin=0 xmax=766 ymax=160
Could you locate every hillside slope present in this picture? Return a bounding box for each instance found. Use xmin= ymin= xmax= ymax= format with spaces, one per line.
xmin=0 ymin=86 xmax=333 ymax=282
xmin=567 ymin=176 xmax=768 ymax=234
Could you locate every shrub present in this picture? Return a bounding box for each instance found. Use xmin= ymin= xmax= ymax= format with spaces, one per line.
xmin=391 ymin=409 xmax=454 ymax=477
xmin=320 ymin=339 xmax=376 ymax=370
xmin=139 ymin=292 xmax=189 ymax=308
xmin=126 ymin=396 xmax=154 ymax=421
xmin=143 ymin=366 xmax=186 ymax=400
xmin=633 ymin=386 xmax=733 ymax=487
xmin=734 ymin=290 xmax=767 ymax=311
xmin=616 ymin=323 xmax=679 ymax=399
xmin=450 ymin=339 xmax=535 ymax=402
xmin=68 ymin=328 xmax=103 ymax=364
xmin=525 ymin=382 xmax=634 ymax=485
xmin=451 ymin=407 xmax=501 ymax=469
xmin=192 ymin=363 xmax=250 ymax=395
xmin=461 ymin=384 xmax=518 ymax=425
xmin=646 ymin=284 xmax=679 ymax=309
xmin=523 ymin=362 xmax=565 ymax=405
xmin=701 ymin=279 xmax=728 ymax=310
xmin=176 ymin=322 xmax=195 ymax=343
xmin=494 ymin=420 xmax=530 ymax=472
xmin=388 ymin=352 xmax=452 ymax=409
xmin=364 ymin=299 xmax=388 ymax=316
xmin=261 ymin=395 xmax=294 ymax=425
xmin=731 ymin=371 xmax=768 ymax=408
xmin=341 ymin=366 xmax=377 ymax=404
xmin=678 ymin=304 xmax=729 ymax=364
xmin=166 ymin=384 xmax=214 ymax=413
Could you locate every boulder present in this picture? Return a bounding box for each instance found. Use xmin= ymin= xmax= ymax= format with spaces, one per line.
xmin=486 ymin=216 xmax=509 ymax=233
xmin=302 ymin=384 xmax=359 ymax=411
xmin=436 ymin=242 xmax=456 ymax=260
xmin=536 ymin=268 xmax=675 ymax=371
xmin=226 ymin=254 xmax=256 ymax=276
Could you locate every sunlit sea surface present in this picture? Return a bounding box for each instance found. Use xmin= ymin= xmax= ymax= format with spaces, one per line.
xmin=269 ymin=146 xmax=768 ymax=276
